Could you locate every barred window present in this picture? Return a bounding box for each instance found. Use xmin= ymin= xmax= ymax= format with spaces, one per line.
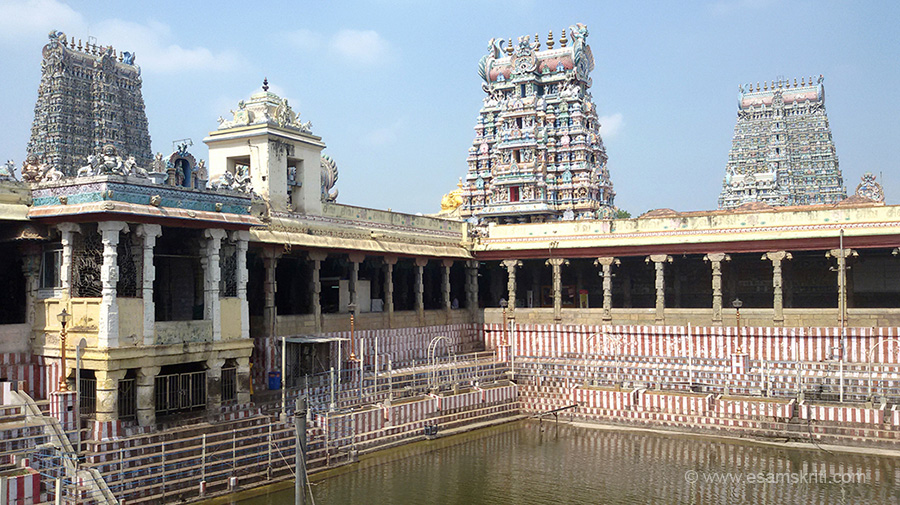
xmin=220 ymin=244 xmax=238 ymax=297
xmin=117 ymin=232 xmax=141 ymax=297
xmin=72 ymin=227 xmax=102 ymax=297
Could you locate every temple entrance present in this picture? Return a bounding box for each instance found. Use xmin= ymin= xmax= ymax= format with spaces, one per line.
xmin=155 ymin=362 xmax=207 ymax=416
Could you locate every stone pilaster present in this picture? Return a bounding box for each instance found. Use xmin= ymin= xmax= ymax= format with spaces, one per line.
xmin=384 ymin=256 xmax=397 ymax=327
xmin=232 ymin=231 xmax=251 ymax=339
xmin=704 ymin=253 xmax=731 ymax=326
xmin=204 ymin=229 xmax=227 ymax=341
xmin=94 ymin=369 xmax=127 ymax=423
xmin=136 ymin=366 xmax=159 ymax=427
xmin=136 ymin=224 xmax=162 ymax=345
xmin=348 ymin=253 xmax=365 ymax=315
xmin=546 ymin=258 xmax=570 ymax=321
xmin=236 ymin=357 xmax=251 ymax=404
xmin=501 ymin=259 xmax=522 ymax=311
xmin=206 ymin=357 xmax=226 ymax=413
xmin=465 ymin=259 xmax=479 ymax=317
xmin=56 ymin=223 xmax=81 ymax=297
xmin=594 ymin=257 xmax=619 ymax=322
xmin=827 ymin=248 xmax=857 ymax=327
xmin=98 ymin=222 xmax=128 ymax=348
xmin=308 ymin=251 xmax=327 ymax=333
xmin=646 ymin=255 xmax=672 ymax=324
xmin=414 ymin=258 xmax=428 ymax=322
xmin=764 ymin=251 xmax=792 ymax=326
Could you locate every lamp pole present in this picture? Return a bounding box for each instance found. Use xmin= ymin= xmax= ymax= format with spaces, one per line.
xmin=500 ymin=300 xmax=508 ymax=346
xmin=57 ymin=309 xmax=71 ymax=392
xmin=732 ymin=298 xmax=743 ymax=331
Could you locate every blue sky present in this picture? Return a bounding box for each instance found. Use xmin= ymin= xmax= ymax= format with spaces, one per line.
xmin=0 ymin=0 xmax=897 ymax=215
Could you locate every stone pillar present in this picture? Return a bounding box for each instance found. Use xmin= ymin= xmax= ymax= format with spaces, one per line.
xmin=261 ymin=248 xmax=281 ymax=339
xmin=384 ymin=256 xmax=397 ymax=327
xmin=206 ymin=357 xmax=226 ymax=413
xmin=236 ymin=356 xmax=251 ymax=404
xmin=594 ymin=257 xmax=619 ymax=322
xmin=764 ymin=251 xmax=792 ymax=327
xmin=501 ymin=259 xmax=522 ymax=311
xmin=704 ymin=253 xmax=731 ymax=326
xmin=136 ymin=225 xmax=162 ymax=345
xmin=136 ymin=366 xmax=159 ymax=427
xmin=348 ymin=253 xmax=365 ymax=316
xmin=56 ymin=223 xmax=80 ymax=297
xmin=203 ymin=229 xmax=226 ymax=341
xmin=465 ymin=259 xmax=479 ymax=316
xmin=827 ymin=248 xmax=857 ymax=327
xmin=442 ymin=260 xmax=453 ymax=319
xmin=646 ymin=255 xmax=672 ymax=324
xmin=546 ymin=258 xmax=570 ymax=321
xmin=98 ymin=222 xmax=128 ymax=348
xmin=94 ymin=369 xmax=127 ymax=422
xmin=309 ymin=251 xmax=327 ymax=333
xmin=232 ymin=231 xmax=251 ymax=339
xmin=19 ymin=243 xmax=40 ymax=327
xmin=414 ymin=258 xmax=427 ymax=323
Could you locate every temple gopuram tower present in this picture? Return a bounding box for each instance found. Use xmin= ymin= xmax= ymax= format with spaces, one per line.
xmin=28 ymin=31 xmax=152 ymax=175
xmin=718 ymin=76 xmax=846 ymax=209
xmin=460 ymin=24 xmax=615 ymax=224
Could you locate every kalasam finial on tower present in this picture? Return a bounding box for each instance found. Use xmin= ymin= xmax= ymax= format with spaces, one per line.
xmin=262 ymin=77 xmax=269 ymax=92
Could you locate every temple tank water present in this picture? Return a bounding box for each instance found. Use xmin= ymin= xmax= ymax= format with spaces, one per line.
xmin=204 ymin=420 xmax=900 ymax=505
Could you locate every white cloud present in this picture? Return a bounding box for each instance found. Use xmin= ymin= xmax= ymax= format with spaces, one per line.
xmin=362 ymin=118 xmax=405 ymax=147
xmin=0 ymin=0 xmax=85 ymax=40
xmin=0 ymin=1 xmax=238 ymax=73
xmin=284 ymin=28 xmax=392 ymax=67
xmin=330 ymin=29 xmax=391 ymax=66
xmin=599 ymin=113 xmax=624 ymax=139
xmin=91 ymin=19 xmax=239 ymax=73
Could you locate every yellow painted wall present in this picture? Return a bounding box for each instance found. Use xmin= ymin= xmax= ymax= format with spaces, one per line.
xmin=220 ymin=298 xmax=242 ymax=340
xmin=117 ymin=298 xmax=144 ymax=346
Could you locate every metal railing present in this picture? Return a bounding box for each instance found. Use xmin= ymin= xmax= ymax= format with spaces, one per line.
xmin=117 ymin=378 xmax=136 ymax=420
xmin=222 ymin=367 xmax=237 ymax=404
xmin=155 ymin=371 xmax=206 ymax=415
xmin=80 ymin=377 xmax=96 ymax=416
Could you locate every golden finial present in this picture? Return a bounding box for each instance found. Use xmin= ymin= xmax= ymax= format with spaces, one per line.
xmin=505 ymin=38 xmax=514 ymax=55
xmin=77 ymin=39 xmax=82 ymax=51
xmin=546 ymin=30 xmax=555 ymax=49
xmin=801 ymin=77 xmax=805 ymax=85
xmin=764 ymin=81 xmax=768 ymax=90
xmin=560 ymin=28 xmax=568 ymax=47
xmin=793 ymin=78 xmax=797 ymax=87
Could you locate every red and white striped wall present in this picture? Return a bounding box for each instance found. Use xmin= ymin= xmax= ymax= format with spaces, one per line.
xmin=0 ymin=353 xmax=46 ymax=400
xmin=1 ymin=467 xmax=42 ymax=505
xmin=484 ymin=324 xmax=900 ymax=365
xmin=48 ymin=390 xmax=76 ymax=433
xmin=799 ymin=402 xmax=884 ymax=426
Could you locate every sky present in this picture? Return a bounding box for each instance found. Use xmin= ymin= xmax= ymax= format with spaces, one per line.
xmin=0 ymin=0 xmax=897 ymax=216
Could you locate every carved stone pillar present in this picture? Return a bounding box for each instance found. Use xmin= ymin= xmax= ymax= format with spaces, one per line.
xmin=206 ymin=357 xmax=226 ymax=413
xmin=261 ymin=248 xmax=281 ymax=339
xmin=232 ymin=231 xmax=251 ymax=338
xmin=546 ymin=258 xmax=570 ymax=321
xmin=465 ymin=259 xmax=479 ymax=317
xmin=501 ymin=259 xmax=522 ymax=311
xmin=56 ymin=223 xmax=81 ymax=297
xmin=704 ymin=253 xmax=731 ymax=326
xmin=827 ymin=248 xmax=857 ymax=327
xmin=204 ymin=229 xmax=227 ymax=341
xmin=384 ymin=256 xmax=397 ymax=327
xmin=136 ymin=225 xmax=161 ymax=345
xmin=414 ymin=258 xmax=428 ymax=322
xmin=94 ymin=369 xmax=127 ymax=422
xmin=98 ymin=222 xmax=127 ymax=348
xmin=236 ymin=356 xmax=251 ymax=404
xmin=309 ymin=251 xmax=327 ymax=333
xmin=136 ymin=366 xmax=160 ymax=427
xmin=764 ymin=251 xmax=792 ymax=326
xmin=442 ymin=260 xmax=453 ymax=319
xmin=594 ymin=257 xmax=619 ymax=322
xmin=646 ymin=255 xmax=672 ymax=324
xmin=348 ymin=253 xmax=365 ymax=316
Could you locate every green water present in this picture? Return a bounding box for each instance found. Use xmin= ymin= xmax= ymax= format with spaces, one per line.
xmin=212 ymin=421 xmax=899 ymax=505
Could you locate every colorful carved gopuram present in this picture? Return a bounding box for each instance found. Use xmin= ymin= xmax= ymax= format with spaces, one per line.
xmin=460 ymin=24 xmax=615 ymax=224
xmin=719 ymin=76 xmax=846 ymax=209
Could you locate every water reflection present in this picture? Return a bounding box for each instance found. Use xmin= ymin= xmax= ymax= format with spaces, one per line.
xmin=220 ymin=421 xmax=900 ymax=505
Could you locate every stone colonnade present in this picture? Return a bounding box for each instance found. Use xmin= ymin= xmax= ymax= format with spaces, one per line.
xmin=501 ymin=250 xmax=856 ymax=326
xmin=51 ymin=222 xmax=251 ymax=427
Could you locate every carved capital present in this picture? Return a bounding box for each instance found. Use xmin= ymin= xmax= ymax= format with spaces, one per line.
xmin=501 ymin=259 xmax=522 ymax=271
xmin=703 ymin=252 xmax=731 ymax=263
xmin=307 ymin=250 xmax=328 ymax=262
xmin=764 ymin=251 xmax=792 ymax=262
xmin=594 ymin=256 xmax=620 ymax=267
xmin=414 ymin=257 xmax=429 ymax=268
xmin=348 ymin=252 xmax=366 ymax=264
xmin=647 ymin=254 xmax=673 ymax=264
xmin=546 ymin=258 xmax=569 ymax=267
